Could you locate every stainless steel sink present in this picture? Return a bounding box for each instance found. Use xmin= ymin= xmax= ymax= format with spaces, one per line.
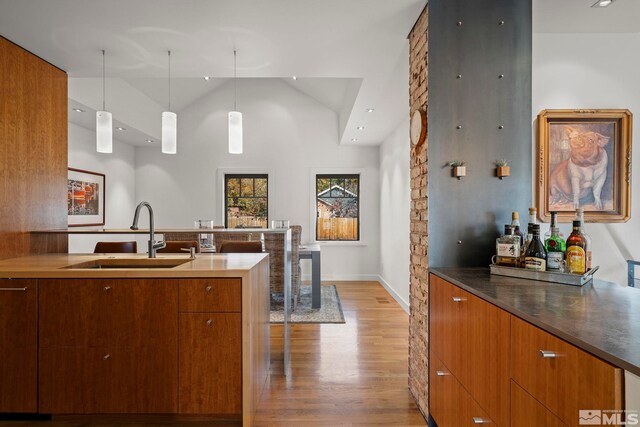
xmin=63 ymin=258 xmax=192 ymax=269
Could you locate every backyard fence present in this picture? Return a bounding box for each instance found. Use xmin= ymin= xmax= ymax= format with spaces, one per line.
xmin=228 ymin=217 xmax=268 ymax=229
xmin=317 ymin=218 xmax=358 ymax=241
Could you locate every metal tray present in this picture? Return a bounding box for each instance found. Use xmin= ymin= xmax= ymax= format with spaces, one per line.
xmin=489 ymin=264 xmax=599 ymax=287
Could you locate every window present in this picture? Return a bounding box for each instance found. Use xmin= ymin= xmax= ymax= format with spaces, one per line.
xmin=225 ymin=174 xmax=268 ymax=228
xmin=316 ymin=174 xmax=360 ymax=241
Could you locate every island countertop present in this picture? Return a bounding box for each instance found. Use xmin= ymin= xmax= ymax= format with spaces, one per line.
xmin=0 ymin=253 xmax=269 ymax=279
xmin=430 ymin=267 xmax=640 ymax=376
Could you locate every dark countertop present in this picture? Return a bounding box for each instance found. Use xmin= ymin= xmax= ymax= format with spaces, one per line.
xmin=430 ymin=267 xmax=640 ymax=376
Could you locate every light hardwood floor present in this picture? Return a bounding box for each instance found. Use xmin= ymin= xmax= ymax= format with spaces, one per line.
xmin=1 ymin=281 xmax=426 ymax=427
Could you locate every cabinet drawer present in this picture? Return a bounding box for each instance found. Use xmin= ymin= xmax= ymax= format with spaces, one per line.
xmin=511 ymin=316 xmax=622 ymax=425
xmin=179 ymin=313 xmax=242 ymax=414
xmin=430 ymin=349 xmax=496 ymax=426
xmin=511 ymin=380 xmax=566 ymax=427
xmin=179 ymin=279 xmax=241 ymax=313
xmin=429 ymin=273 xmax=510 ymax=426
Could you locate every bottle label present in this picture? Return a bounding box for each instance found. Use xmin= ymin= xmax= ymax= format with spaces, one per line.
xmin=497 ymin=243 xmax=520 ymax=258
xmin=525 ymin=257 xmax=546 ymax=271
xmin=547 ymin=252 xmax=564 ymax=271
xmin=566 ymin=246 xmax=586 ymax=274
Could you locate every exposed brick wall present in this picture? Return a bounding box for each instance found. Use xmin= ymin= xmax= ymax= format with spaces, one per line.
xmin=408 ymin=5 xmax=429 ymax=419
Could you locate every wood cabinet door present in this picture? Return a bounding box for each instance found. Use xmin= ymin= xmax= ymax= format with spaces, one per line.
xmin=511 ymin=316 xmax=623 ymax=425
xmin=0 ymin=279 xmax=37 ymax=412
xmin=179 ymin=313 xmax=242 ymax=414
xmin=40 ymin=279 xmax=177 ymax=347
xmin=179 ymin=279 xmax=241 ymax=313
xmin=429 ymin=349 xmax=459 ymax=427
xmin=511 ymin=380 xmax=567 ymax=427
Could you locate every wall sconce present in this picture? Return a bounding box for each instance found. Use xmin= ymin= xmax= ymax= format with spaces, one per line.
xmin=496 ymin=159 xmax=510 ymax=179
xmin=447 ymin=161 xmax=467 ymax=180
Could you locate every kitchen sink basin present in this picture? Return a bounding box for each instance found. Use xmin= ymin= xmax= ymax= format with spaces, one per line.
xmin=63 ymin=258 xmax=192 ymax=269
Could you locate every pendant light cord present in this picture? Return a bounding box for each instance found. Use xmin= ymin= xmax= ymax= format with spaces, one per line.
xmin=167 ymin=50 xmax=171 ymax=112
xmin=234 ymin=49 xmax=237 ymax=111
xmin=101 ymin=50 xmax=106 ymax=111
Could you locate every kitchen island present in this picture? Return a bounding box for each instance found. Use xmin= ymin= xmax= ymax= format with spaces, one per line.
xmin=0 ymin=253 xmax=270 ymax=427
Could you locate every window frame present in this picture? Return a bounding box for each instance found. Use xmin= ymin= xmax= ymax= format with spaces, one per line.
xmin=224 ymin=173 xmax=269 ymax=229
xmin=314 ymin=173 xmax=361 ymax=242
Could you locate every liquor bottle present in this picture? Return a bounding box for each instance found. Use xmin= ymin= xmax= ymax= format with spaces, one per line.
xmin=566 ymin=220 xmax=587 ymax=275
xmin=575 ymin=208 xmax=593 ymax=270
xmin=496 ymin=225 xmax=521 ymax=267
xmin=511 ymin=212 xmax=524 ymax=249
xmin=544 ymin=212 xmax=565 ymax=272
xmin=524 ymin=224 xmax=547 ymax=271
xmin=522 ymin=207 xmax=538 ymax=257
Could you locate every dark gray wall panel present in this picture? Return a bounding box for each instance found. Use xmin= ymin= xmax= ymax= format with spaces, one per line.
xmin=428 ymin=0 xmax=532 ymax=267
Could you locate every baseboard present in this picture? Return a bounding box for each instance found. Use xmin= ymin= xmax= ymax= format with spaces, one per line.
xmin=301 ymin=273 xmax=380 ymax=282
xmin=377 ymin=275 xmax=410 ymax=313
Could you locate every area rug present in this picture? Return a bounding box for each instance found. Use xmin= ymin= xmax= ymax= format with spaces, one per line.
xmin=270 ymin=284 xmax=346 ymax=324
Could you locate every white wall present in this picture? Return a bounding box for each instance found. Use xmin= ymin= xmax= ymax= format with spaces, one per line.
xmin=68 ymin=123 xmax=138 ymax=253
xmin=135 ymin=78 xmax=380 ymax=280
xmin=379 ymin=117 xmax=410 ymax=312
xmin=533 ymin=33 xmax=640 ymax=285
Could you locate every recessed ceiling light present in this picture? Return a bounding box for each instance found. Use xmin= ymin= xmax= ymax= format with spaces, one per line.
xmin=351 ymin=138 xmax=358 ymax=142
xmin=592 ymin=0 xmax=614 ymax=7
xmin=116 ymin=127 xmax=126 ymax=131
xmin=357 ymin=126 xmax=365 ymax=130
xmin=366 ymin=108 xmax=375 ymax=113
xmin=73 ymin=108 xmax=85 ymax=113
xmin=145 ymin=139 xmax=153 ymax=143
xmin=204 ymin=76 xmax=211 ymax=81
xmin=292 ymin=76 xmax=298 ymax=80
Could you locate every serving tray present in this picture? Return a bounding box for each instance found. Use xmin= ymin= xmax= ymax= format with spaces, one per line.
xmin=490 ymin=264 xmax=599 ymax=287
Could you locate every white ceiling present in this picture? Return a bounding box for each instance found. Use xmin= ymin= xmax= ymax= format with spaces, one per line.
xmin=0 ymin=0 xmax=425 ymax=145
xmin=534 ymin=0 xmax=640 ymax=33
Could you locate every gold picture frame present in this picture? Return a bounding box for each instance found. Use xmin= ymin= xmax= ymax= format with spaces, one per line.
xmin=536 ymin=109 xmax=632 ymax=223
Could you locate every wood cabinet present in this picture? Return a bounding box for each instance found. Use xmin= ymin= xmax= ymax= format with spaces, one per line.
xmin=38 ymin=279 xmax=178 ymax=414
xmin=179 ymin=313 xmax=242 ymax=414
xmin=429 ymin=274 xmax=509 ymax=426
xmin=0 ymin=279 xmax=37 ymax=412
xmin=179 ymin=278 xmax=241 ymax=313
xmin=511 ymin=316 xmax=622 ymax=426
xmin=429 ymin=273 xmax=623 ymax=427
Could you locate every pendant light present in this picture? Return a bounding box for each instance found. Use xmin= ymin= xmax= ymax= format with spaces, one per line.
xmin=162 ymin=50 xmax=177 ymax=154
xmin=228 ymin=49 xmax=243 ymax=154
xmin=96 ymin=50 xmax=113 ymax=153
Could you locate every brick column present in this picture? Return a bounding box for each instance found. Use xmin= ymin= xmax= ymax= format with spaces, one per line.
xmin=408 ymin=5 xmax=429 ymax=418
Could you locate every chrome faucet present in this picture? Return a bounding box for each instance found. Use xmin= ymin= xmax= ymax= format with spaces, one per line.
xmin=130 ymin=201 xmax=165 ymax=258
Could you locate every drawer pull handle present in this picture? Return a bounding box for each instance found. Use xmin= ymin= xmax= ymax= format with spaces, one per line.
xmin=435 ymin=370 xmax=449 ymax=376
xmin=206 ymin=319 xmax=214 ymax=326
xmin=205 ymin=286 xmax=212 ymax=292
xmin=102 ymin=354 xmax=111 ymax=360
xmin=472 ymin=418 xmax=491 ymax=424
xmin=103 ymin=286 xmax=111 ymax=292
xmin=539 ymin=350 xmax=557 ymax=358
xmin=0 ymin=287 xmax=28 ymax=291
xmin=452 ymin=297 xmax=466 ymax=302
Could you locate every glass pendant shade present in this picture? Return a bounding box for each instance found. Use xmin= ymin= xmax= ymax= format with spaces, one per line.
xmin=162 ymin=111 xmax=177 ymax=154
xmin=96 ymin=111 xmax=113 ymax=153
xmin=228 ymin=111 xmax=243 ymax=154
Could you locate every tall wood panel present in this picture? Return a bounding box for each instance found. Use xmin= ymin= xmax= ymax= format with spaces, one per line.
xmin=0 ymin=36 xmax=68 ymax=259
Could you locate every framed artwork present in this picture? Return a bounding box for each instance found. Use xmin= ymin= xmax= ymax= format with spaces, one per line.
xmin=537 ymin=109 xmax=632 ymax=223
xmin=67 ymin=168 xmax=105 ymax=227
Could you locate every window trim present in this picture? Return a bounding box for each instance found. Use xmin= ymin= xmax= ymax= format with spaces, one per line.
xmin=315 ymin=173 xmax=360 ymax=242
xmin=217 ymin=168 xmax=275 ymax=228
xmin=224 ymin=174 xmax=269 ymax=229
xmin=309 ymin=168 xmax=367 ymax=246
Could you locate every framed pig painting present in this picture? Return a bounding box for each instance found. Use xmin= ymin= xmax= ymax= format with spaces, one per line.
xmin=537 ymin=109 xmax=632 ymax=223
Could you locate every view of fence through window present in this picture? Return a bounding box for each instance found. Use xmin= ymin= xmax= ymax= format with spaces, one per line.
xmin=316 ymin=174 xmax=360 ymax=241
xmin=225 ymin=174 xmax=268 ymax=228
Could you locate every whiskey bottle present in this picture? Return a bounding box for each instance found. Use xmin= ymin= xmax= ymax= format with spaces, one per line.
xmin=522 ymin=207 xmax=538 ymax=258
xmin=566 ymin=220 xmax=587 ymax=275
xmin=524 ymin=224 xmax=547 ymax=271
xmin=511 ymin=212 xmax=524 ymax=250
xmin=544 ymin=212 xmax=565 ymax=272
xmin=496 ymin=225 xmax=521 ymax=267
xmin=575 ymin=208 xmax=592 ymax=269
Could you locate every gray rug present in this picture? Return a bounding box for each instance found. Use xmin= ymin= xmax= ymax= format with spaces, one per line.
xmin=270 ymin=284 xmax=346 ymax=324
